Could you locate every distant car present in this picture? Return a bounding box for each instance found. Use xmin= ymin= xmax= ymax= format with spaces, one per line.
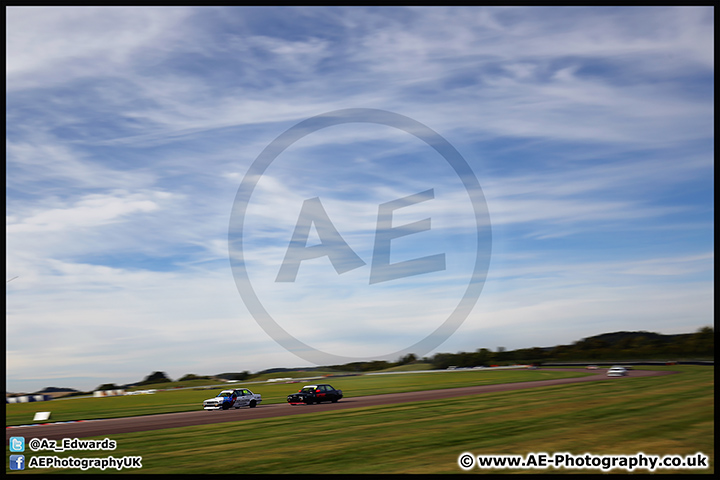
xmin=587 ymin=365 xmax=599 ymax=370
xmin=607 ymin=366 xmax=628 ymax=377
xmin=287 ymin=384 xmax=343 ymax=405
xmin=203 ymin=388 xmax=262 ymax=410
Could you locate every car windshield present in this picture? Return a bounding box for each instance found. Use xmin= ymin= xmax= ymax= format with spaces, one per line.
xmin=300 ymin=387 xmax=316 ymax=393
xmin=218 ymin=392 xmax=232 ymax=397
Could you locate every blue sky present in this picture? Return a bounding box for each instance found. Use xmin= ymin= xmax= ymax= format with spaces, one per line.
xmin=6 ymin=6 xmax=713 ymax=392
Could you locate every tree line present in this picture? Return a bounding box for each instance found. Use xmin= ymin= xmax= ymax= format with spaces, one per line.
xmin=425 ymin=327 xmax=714 ymax=369
xmin=96 ymin=327 xmax=712 ymax=391
xmin=327 ymin=327 xmax=714 ymax=371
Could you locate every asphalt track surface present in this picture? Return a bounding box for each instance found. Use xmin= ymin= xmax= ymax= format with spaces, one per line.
xmin=6 ymin=369 xmax=674 ymax=443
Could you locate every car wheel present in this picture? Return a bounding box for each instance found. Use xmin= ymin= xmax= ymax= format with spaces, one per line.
xmin=249 ymin=400 xmax=257 ymax=408
xmin=331 ymin=399 xmax=338 ymax=403
xmin=306 ymin=400 xmax=313 ymax=405
xmin=222 ymin=404 xmax=229 ymax=410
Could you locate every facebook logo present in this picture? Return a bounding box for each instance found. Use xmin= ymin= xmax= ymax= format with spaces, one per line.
xmin=9 ymin=436 xmax=25 ymax=452
xmin=9 ymin=455 xmax=25 ymax=470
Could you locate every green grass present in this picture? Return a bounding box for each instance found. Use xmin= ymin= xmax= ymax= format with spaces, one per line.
xmin=6 ymin=366 xmax=714 ymax=474
xmin=368 ymin=362 xmax=434 ymax=372
xmin=5 ymin=368 xmax=588 ymax=426
xmin=124 ymin=368 xmax=347 ymax=389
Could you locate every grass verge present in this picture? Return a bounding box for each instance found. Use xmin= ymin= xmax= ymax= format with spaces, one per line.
xmin=5 ymin=368 xmax=588 ymax=426
xmin=6 ymin=366 xmax=713 ymax=474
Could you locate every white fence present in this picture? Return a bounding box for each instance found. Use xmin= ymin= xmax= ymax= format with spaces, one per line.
xmin=93 ymin=389 xmax=125 ymax=397
xmin=6 ymin=394 xmax=51 ymax=403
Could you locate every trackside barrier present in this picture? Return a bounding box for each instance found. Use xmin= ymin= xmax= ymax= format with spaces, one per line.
xmin=6 ymin=395 xmax=51 ymax=403
xmin=124 ymin=389 xmax=156 ymax=395
xmin=93 ymin=389 xmax=126 ymax=397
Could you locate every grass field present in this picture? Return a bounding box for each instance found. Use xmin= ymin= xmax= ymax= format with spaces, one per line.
xmin=6 ymin=366 xmax=713 ymax=474
xmin=6 ymin=367 xmax=588 ymax=426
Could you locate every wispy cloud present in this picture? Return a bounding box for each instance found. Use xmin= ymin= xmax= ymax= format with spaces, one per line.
xmin=7 ymin=191 xmax=164 ymax=234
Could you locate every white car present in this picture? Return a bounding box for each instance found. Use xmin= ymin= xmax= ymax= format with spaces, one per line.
xmin=202 ymin=388 xmax=262 ymax=410
xmin=607 ymin=366 xmax=628 ymax=377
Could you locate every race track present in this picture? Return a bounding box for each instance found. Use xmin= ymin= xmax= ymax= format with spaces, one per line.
xmin=6 ymin=369 xmax=674 ymax=443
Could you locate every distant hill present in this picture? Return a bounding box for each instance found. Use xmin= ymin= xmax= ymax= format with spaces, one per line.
xmin=30 ymin=386 xmax=84 ymax=399
xmin=37 ymin=387 xmax=80 ymax=393
xmin=254 ymin=367 xmax=322 ymax=375
xmin=581 ymin=331 xmax=690 ymax=345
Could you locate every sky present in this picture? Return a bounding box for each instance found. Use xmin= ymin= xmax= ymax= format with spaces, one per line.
xmin=6 ymin=6 xmax=714 ymax=393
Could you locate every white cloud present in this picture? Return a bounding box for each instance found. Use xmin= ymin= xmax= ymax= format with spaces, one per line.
xmin=6 ymin=6 xmax=193 ymax=90
xmin=7 ymin=191 xmax=163 ymax=234
xmin=6 ymin=137 xmax=157 ymax=190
